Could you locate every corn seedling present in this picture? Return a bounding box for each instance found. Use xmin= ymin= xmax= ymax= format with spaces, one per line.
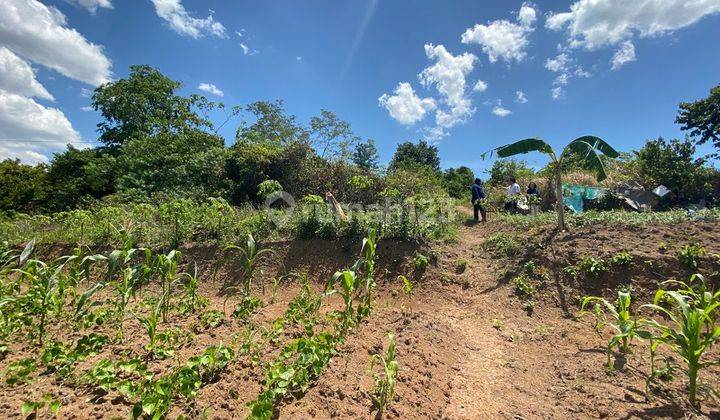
xmin=580 ymin=291 xmax=641 ymax=369
xmin=641 ymin=275 xmax=720 ymax=406
xmin=133 ymin=298 xmax=163 ymax=351
xmin=371 ymin=332 xmax=398 ymax=413
xmin=179 ymin=264 xmax=208 ymax=314
xmin=224 ymin=234 xmax=274 ymax=299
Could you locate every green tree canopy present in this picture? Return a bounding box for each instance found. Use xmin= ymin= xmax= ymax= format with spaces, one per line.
xmin=93 ymin=65 xmax=214 ymax=147
xmin=0 ymin=159 xmax=47 ymax=212
xmin=676 ymin=85 xmax=720 ymax=159
xmin=443 ymin=166 xmax=474 ymax=199
xmin=389 ymin=140 xmax=440 ymax=172
xmin=45 ymin=146 xmax=116 ymax=211
xmin=352 ymin=139 xmax=379 ymax=171
xmin=235 ymin=100 xmax=306 ymax=145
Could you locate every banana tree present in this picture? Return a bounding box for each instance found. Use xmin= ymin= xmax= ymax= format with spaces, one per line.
xmin=485 ymin=136 xmax=619 ymax=230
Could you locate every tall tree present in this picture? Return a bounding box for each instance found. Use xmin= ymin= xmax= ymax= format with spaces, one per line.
xmin=92 ymin=65 xmax=214 ymax=147
xmin=309 ymin=110 xmax=354 ymax=159
xmin=634 ymin=137 xmax=706 ymax=204
xmin=236 ymin=100 xmax=306 ymax=145
xmin=0 ymin=159 xmax=47 ymax=212
xmin=676 ymin=85 xmax=720 ymax=159
xmin=389 ymin=140 xmax=440 ymax=172
xmin=352 ymin=139 xmax=379 ymax=171
xmin=443 ymin=166 xmax=474 ymax=199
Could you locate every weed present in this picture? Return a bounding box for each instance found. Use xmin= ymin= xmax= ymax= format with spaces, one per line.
xmin=413 ymin=253 xmax=429 ymax=272
xmin=576 ymin=255 xmax=609 ymax=277
xmin=21 ymin=394 xmax=60 ymax=417
xmin=677 ymin=243 xmax=706 ymax=271
xmin=455 ymin=258 xmax=467 ymax=273
xmin=483 ymin=233 xmax=520 ymax=258
xmin=610 ymin=251 xmax=634 ymax=267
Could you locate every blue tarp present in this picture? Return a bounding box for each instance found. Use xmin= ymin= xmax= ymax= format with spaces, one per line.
xmin=562 ymin=184 xmax=607 ymax=213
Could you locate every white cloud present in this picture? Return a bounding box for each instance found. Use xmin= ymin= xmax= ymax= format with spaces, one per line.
xmin=0 ymin=47 xmax=53 ymax=101
xmin=544 ymin=53 xmax=570 ymax=72
xmin=547 ymin=0 xmax=720 ymax=50
xmin=240 ymin=43 xmax=258 ymax=56
xmin=611 ymin=40 xmax=636 ymax=70
xmin=419 ymin=44 xmax=477 ymax=128
xmin=296 ymin=56 xmax=302 ymax=61
xmin=515 ymin=90 xmax=528 ymax=104
xmin=544 ymin=52 xmax=590 ymax=99
xmin=198 ymin=82 xmax=224 ymax=97
xmin=461 ymin=2 xmax=537 ymax=63
xmin=0 ymin=90 xmax=82 ymax=163
xmin=492 ymin=105 xmax=512 ymax=117
xmin=378 ymin=82 xmax=436 ymax=125
xmin=0 ymin=0 xmax=112 ymax=86
xmin=473 ymin=80 xmax=488 ymax=92
xmin=80 ymin=87 xmax=93 ymax=98
xmin=551 ymin=86 xmax=564 ymax=100
xmin=81 ymin=106 xmax=93 ymax=112
xmin=65 ymin=0 xmax=113 ymax=14
xmin=151 ymin=0 xmax=227 ymax=39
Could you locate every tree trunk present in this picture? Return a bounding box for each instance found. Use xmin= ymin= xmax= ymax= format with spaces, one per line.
xmin=555 ymin=163 xmax=566 ymax=230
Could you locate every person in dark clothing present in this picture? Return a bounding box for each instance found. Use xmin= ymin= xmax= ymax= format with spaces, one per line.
xmin=527 ymin=181 xmax=541 ymax=216
xmin=527 ymin=182 xmax=539 ymax=197
xmin=471 ymin=178 xmax=487 ymax=222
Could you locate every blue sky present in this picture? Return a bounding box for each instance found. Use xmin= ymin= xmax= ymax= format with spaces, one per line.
xmin=1 ymin=0 xmax=719 ymax=177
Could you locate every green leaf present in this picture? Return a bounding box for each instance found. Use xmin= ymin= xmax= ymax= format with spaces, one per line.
xmin=493 ymin=138 xmax=554 ymax=158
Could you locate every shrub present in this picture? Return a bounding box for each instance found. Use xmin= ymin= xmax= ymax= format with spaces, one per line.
xmin=257 ymin=180 xmax=282 ymax=201
xmin=677 ymin=243 xmax=706 ymax=270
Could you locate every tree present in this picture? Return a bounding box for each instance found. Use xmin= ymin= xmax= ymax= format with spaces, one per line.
xmin=487 ymin=159 xmax=534 ymax=186
xmin=93 ymin=65 xmax=214 ymax=147
xmin=236 ymin=100 xmax=306 ymax=145
xmin=676 ymin=85 xmax=720 ymax=159
xmin=634 ymin=137 xmax=708 ymax=206
xmin=443 ymin=166 xmax=474 ymax=199
xmin=116 ymin=130 xmax=227 ymax=199
xmin=389 ymin=140 xmax=440 ymax=172
xmin=0 ymin=159 xmax=47 ymax=212
xmin=45 ymin=146 xmax=116 ymax=211
xmin=487 ymin=136 xmax=618 ymax=230
xmin=352 ymin=139 xmax=379 ymax=171
xmin=309 ymin=110 xmax=355 ymax=159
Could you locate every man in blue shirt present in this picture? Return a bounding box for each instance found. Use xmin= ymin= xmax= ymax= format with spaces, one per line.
xmin=471 ymin=178 xmax=487 ymax=222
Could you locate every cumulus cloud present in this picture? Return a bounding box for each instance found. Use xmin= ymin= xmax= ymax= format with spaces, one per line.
xmin=0 ymin=47 xmax=53 ymax=101
xmin=0 ymin=90 xmax=82 ymax=163
xmin=473 ymin=80 xmax=488 ymax=92
xmin=198 ymin=82 xmax=224 ymax=97
xmin=515 ymin=90 xmax=528 ymax=104
xmin=378 ymin=82 xmax=436 ymax=125
xmin=151 ymin=0 xmax=227 ymax=39
xmin=419 ymin=44 xmax=477 ymax=128
xmin=492 ymin=104 xmax=512 ymax=117
xmin=547 ymin=0 xmax=720 ymax=51
xmin=65 ymin=0 xmax=113 ymax=14
xmin=461 ymin=2 xmax=537 ymax=63
xmin=611 ymin=40 xmax=636 ymax=70
xmin=0 ymin=0 xmax=112 ymax=86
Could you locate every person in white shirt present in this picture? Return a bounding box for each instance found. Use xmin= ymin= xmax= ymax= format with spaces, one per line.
xmin=505 ymin=178 xmax=521 ymax=213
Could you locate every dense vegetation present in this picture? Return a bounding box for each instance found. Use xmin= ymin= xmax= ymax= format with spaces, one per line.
xmin=1 ymin=66 xmax=718 ymax=222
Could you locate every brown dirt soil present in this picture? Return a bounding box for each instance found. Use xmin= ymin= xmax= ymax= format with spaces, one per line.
xmin=1 ymin=221 xmax=719 ymax=419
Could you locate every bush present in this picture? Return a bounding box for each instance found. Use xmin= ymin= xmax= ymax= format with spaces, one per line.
xmin=257 ymin=180 xmax=282 ymax=201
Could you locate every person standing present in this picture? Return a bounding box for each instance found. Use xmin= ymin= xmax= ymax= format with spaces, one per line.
xmin=505 ymin=178 xmax=521 ymax=213
xmin=471 ymin=178 xmax=487 ymax=222
xmin=527 ymin=182 xmax=540 ymax=216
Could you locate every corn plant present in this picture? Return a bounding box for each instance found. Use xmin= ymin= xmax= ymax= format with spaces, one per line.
xmin=16 ymin=259 xmax=66 ymax=345
xmin=224 ymin=234 xmax=274 ymax=298
xmin=371 ymin=332 xmax=398 ymax=413
xmin=133 ymin=299 xmax=163 ymax=351
xmin=154 ymin=250 xmax=181 ymax=322
xmin=580 ymin=291 xmax=642 ymax=368
xmin=325 ymin=270 xmax=358 ymax=331
xmin=642 ymin=275 xmax=720 ymax=405
xmin=179 ymin=264 xmax=208 ymax=314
